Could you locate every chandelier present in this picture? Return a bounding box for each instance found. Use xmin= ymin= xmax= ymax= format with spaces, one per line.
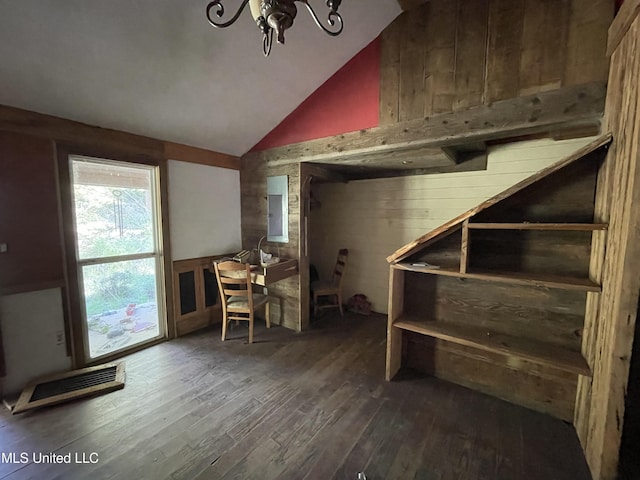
xmin=206 ymin=0 xmax=343 ymax=56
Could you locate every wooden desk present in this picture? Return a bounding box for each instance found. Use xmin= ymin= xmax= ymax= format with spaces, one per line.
xmin=172 ymin=256 xmax=298 ymax=337
xmin=250 ymin=258 xmax=299 ymax=286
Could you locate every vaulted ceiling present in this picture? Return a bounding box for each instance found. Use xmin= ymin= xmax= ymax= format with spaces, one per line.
xmin=0 ymin=1 xmax=401 ymax=157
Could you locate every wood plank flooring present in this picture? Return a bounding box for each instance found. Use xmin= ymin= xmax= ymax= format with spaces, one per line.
xmin=0 ymin=313 xmax=591 ymax=480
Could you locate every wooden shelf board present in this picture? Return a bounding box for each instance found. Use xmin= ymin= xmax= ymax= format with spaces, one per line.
xmin=466 ymin=222 xmax=608 ymax=231
xmin=393 ymin=263 xmax=601 ymax=292
xmin=394 ymin=317 xmax=591 ymax=377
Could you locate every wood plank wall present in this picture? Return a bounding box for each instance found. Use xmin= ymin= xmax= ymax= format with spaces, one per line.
xmin=0 ymin=132 xmax=63 ymax=295
xmin=310 ymin=138 xmax=597 ymax=314
xmin=575 ymin=4 xmax=640 ymax=478
xmin=240 ymin=154 xmax=302 ymax=331
xmin=380 ymin=0 xmax=614 ymax=125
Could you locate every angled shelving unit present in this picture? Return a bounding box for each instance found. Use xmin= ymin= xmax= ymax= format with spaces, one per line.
xmin=385 ymin=134 xmax=612 ymax=421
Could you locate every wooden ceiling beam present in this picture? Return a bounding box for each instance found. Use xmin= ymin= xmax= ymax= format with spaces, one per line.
xmin=258 ymin=82 xmax=605 ymax=168
xmin=330 ymin=153 xmax=487 ymax=182
xmin=441 ymin=142 xmax=487 ymax=164
xmin=320 ymin=145 xmax=453 ymax=169
xmin=164 ymin=142 xmax=240 ymax=170
xmin=0 ymin=104 xmax=240 ymax=170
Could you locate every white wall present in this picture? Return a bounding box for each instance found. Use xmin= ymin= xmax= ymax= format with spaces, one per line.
xmin=0 ymin=288 xmax=71 ymax=396
xmin=168 ymin=161 xmax=242 ymax=260
xmin=310 ymin=137 xmax=598 ymax=313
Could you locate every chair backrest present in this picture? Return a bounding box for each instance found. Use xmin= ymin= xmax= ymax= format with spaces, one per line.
xmin=332 ymin=249 xmax=349 ymax=288
xmin=213 ymin=261 xmax=254 ymax=313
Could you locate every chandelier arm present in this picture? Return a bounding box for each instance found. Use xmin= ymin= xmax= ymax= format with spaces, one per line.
xmin=206 ymin=0 xmax=251 ymax=28
xmin=263 ymin=28 xmax=273 ymax=56
xmin=297 ymin=0 xmax=344 ymax=37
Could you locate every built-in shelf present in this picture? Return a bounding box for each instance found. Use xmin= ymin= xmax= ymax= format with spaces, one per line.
xmin=393 ymin=316 xmax=591 ymax=377
xmin=393 ymin=263 xmax=601 ymax=292
xmin=385 ymin=137 xmax=612 ymax=420
xmin=466 ymin=222 xmax=608 ymax=231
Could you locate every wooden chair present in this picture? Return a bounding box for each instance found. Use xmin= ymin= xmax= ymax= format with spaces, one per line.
xmin=312 ymin=249 xmax=348 ymax=317
xmin=213 ymin=260 xmax=270 ymax=343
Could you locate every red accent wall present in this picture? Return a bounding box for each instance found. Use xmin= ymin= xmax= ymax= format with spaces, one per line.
xmin=251 ymin=37 xmax=381 ymax=152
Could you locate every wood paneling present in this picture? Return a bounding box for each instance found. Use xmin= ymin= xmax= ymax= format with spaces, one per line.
xmin=468 ymin=229 xmax=593 ymax=278
xmin=425 ymin=0 xmax=457 ymax=115
xmin=241 ymin=153 xmax=301 ymax=332
xmin=380 ymin=0 xmax=613 ymax=125
xmin=403 ymin=273 xmax=586 ymax=350
xmin=564 ymin=0 xmax=614 ymax=86
xmin=485 ymin=0 xmax=525 ymax=102
xmin=411 ymin=228 xmax=462 ymax=270
xmin=575 ymin=9 xmax=640 ymax=479
xmin=404 ymin=332 xmax=578 ymax=421
xmin=379 ymin=16 xmax=402 ymax=125
xmin=0 ymin=131 xmax=63 ymax=293
xmin=453 ymin=0 xmax=489 ymax=110
xmin=299 ymin=164 xmax=313 ymax=331
xmin=398 ymin=4 xmax=429 ymax=122
xmin=518 ymin=0 xmax=568 ymax=95
xmin=474 ymin=156 xmax=599 ymax=223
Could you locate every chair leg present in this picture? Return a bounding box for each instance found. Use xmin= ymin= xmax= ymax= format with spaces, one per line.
xmin=265 ymin=301 xmax=270 ymax=328
xmin=221 ymin=316 xmax=228 ymax=341
xmin=313 ymin=292 xmax=319 ymax=317
xmin=248 ymin=314 xmax=254 ymax=344
xmin=337 ymin=292 xmax=344 ymax=316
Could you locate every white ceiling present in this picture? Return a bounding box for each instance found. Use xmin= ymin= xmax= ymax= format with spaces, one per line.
xmin=0 ymin=1 xmax=401 ymax=156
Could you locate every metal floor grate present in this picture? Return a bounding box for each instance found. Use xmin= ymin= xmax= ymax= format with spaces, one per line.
xmin=12 ymin=362 xmax=125 ymax=414
xmin=30 ymin=366 xmax=118 ymax=401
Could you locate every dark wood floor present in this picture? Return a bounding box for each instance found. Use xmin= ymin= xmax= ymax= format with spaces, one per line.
xmin=0 ymin=313 xmax=591 ymax=480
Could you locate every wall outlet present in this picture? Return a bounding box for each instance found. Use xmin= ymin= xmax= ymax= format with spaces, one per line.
xmin=0 ymin=243 xmax=7 ymax=253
